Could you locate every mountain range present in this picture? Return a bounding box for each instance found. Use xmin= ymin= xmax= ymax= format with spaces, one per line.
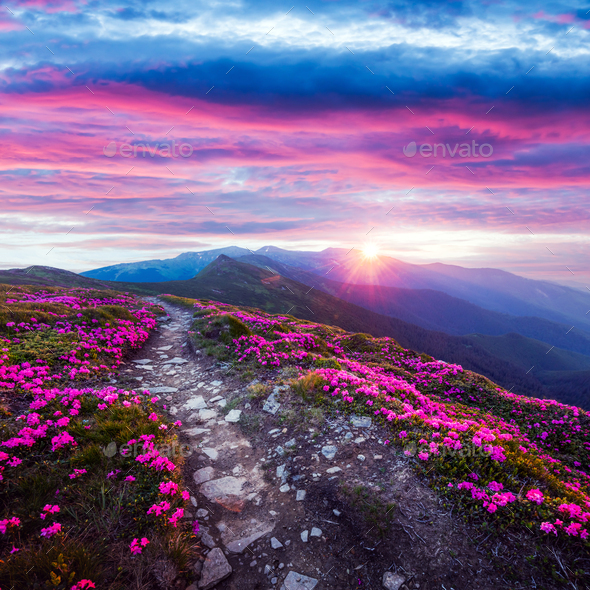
xmin=3 ymin=246 xmax=590 ymax=407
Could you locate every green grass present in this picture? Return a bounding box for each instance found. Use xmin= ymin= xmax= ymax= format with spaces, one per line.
xmin=0 ymin=287 xmax=198 ymax=589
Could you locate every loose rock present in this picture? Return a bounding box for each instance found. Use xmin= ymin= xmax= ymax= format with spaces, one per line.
xmin=382 ymin=572 xmax=406 ymax=590
xmin=198 ymin=547 xmax=232 ymax=590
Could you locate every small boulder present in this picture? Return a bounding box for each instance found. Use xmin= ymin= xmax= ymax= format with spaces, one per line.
xmin=198 ymin=547 xmax=232 ymax=589
xmin=382 ymin=572 xmax=405 ymax=590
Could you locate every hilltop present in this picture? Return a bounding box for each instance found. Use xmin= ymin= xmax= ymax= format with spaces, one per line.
xmin=0 ymin=280 xmax=589 ymax=588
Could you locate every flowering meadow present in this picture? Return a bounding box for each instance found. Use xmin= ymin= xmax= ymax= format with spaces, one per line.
xmin=0 ymin=285 xmax=196 ymax=589
xmin=173 ymin=294 xmax=590 ymax=583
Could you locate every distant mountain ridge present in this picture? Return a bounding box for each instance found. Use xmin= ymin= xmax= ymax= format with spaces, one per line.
xmin=125 ymin=255 xmax=590 ymax=408
xmin=80 ymin=247 xmax=252 ymax=282
xmin=5 ymin=257 xmax=590 ymax=408
xmin=235 ymin=254 xmax=590 ymax=358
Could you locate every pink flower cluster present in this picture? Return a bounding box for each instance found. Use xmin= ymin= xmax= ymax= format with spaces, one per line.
xmin=130 ymin=537 xmax=150 ymax=554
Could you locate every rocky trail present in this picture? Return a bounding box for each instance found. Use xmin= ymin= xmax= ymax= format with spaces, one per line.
xmin=112 ymin=299 xmax=503 ymax=590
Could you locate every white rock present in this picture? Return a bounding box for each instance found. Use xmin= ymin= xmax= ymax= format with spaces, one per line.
xmin=193 ymin=466 xmax=215 ymax=485
xmin=382 ymin=572 xmax=406 ymax=590
xmin=148 ymin=386 xmax=179 ymax=394
xmin=225 ymin=409 xmax=241 ymax=423
xmin=321 ymin=445 xmax=337 ymax=460
xmin=326 ymin=467 xmax=341 ymax=474
xmin=351 ymin=415 xmax=372 ymax=428
xmin=296 ymin=490 xmax=306 ymax=501
xmin=183 ymin=396 xmax=208 ymax=410
xmin=270 ymin=537 xmax=284 ymax=549
xmin=310 ymin=527 xmax=322 ymax=538
xmin=262 ymin=392 xmax=281 ymax=414
xmin=283 ymin=570 xmax=318 ymax=589
xmin=132 ymin=359 xmax=153 ymax=364
xmin=300 ymin=530 xmax=309 ymax=543
xmin=354 ymin=437 xmax=365 ymax=444
xmin=202 ymin=448 xmax=219 ymax=461
xmin=199 ymin=409 xmax=217 ymax=422
xmin=198 ymin=547 xmax=232 ymax=590
xmin=279 ymin=484 xmax=290 ymax=493
xmin=209 ymin=395 xmax=223 ymax=403
xmin=157 ymin=345 xmax=173 ymax=351
xmin=184 ymin=427 xmax=210 ymax=437
xmin=163 ymin=357 xmax=189 ymax=365
xmin=357 ymin=454 xmax=366 ymax=462
xmin=200 ymin=476 xmax=246 ymax=501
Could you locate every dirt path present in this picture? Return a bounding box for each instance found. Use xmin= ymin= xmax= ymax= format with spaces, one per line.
xmin=114 ymin=299 xmax=504 ymax=590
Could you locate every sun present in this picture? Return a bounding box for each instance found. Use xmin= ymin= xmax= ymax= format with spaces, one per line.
xmin=362 ymin=243 xmax=380 ymax=259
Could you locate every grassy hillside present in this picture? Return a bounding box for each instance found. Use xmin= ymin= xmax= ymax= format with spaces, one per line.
xmin=0 ymin=284 xmax=196 ymax=588
xmin=133 ymin=255 xmax=588 ymax=408
xmin=237 ymin=254 xmax=590 ymax=358
xmin=164 ymin=293 xmax=590 ymax=586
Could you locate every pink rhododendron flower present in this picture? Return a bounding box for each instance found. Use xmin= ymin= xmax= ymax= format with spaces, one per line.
xmin=526 ymin=489 xmax=544 ymax=505
xmin=130 ymin=537 xmax=150 ymax=554
xmin=40 ymin=522 xmax=62 ymax=538
xmin=40 ymin=504 xmax=60 ymax=520
xmin=0 ymin=517 xmax=20 ymax=533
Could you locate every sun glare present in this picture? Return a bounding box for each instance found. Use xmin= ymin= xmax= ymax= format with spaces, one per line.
xmin=362 ymin=243 xmax=380 ymax=259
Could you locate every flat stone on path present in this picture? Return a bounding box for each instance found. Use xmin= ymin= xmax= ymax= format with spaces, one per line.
xmin=184 ymin=427 xmax=210 ymax=437
xmin=225 ymin=409 xmax=242 ymax=423
xmin=270 ymin=537 xmax=284 ymax=549
xmin=147 ymin=386 xmax=179 ymax=394
xmin=157 ymin=345 xmax=173 ymax=351
xmin=351 ymin=415 xmax=372 ymax=428
xmin=310 ymin=527 xmax=322 ymax=538
xmin=300 ymin=530 xmax=308 ymax=543
xmin=321 ymin=445 xmax=337 ymax=460
xmin=163 ymin=357 xmax=189 ymax=365
xmin=182 ymin=396 xmax=207 ymax=410
xmin=222 ymin=519 xmax=274 ymax=553
xmin=296 ymin=490 xmax=306 ymax=501
xmin=132 ymin=359 xmax=152 ymax=364
xmin=282 ymin=571 xmax=318 ymax=590
xmin=200 ymin=476 xmax=246 ymax=502
xmin=326 ymin=467 xmax=341 ymax=474
xmin=382 ymin=572 xmax=406 ymax=590
xmin=193 ymin=466 xmax=215 ymax=485
xmin=202 ymin=448 xmax=218 ymax=461
xmin=210 ymin=380 xmax=222 ymax=386
xmin=199 ymin=409 xmax=217 ymax=421
xmin=198 ymin=547 xmax=232 ymax=590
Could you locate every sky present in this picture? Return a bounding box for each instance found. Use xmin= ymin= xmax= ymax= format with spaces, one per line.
xmin=1 ymin=0 xmax=590 ymax=288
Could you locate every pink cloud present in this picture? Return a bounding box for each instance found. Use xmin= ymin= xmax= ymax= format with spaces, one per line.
xmin=0 ymin=75 xmax=589 ymax=254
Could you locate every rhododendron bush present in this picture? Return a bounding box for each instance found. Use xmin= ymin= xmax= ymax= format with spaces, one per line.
xmin=0 ymin=286 xmax=197 ymax=588
xmin=185 ymin=298 xmax=590 ymax=551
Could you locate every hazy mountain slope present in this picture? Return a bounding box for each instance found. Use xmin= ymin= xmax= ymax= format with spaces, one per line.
xmin=236 ymin=254 xmax=590 ymax=358
xmin=81 ymin=245 xmax=590 ymax=330
xmin=135 ymin=255 xmax=590 ymax=408
xmin=0 ymin=266 xmax=113 ymax=289
xmin=80 ymin=247 xmax=251 ymax=282
xmin=302 ymin=256 xmax=590 ymax=330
